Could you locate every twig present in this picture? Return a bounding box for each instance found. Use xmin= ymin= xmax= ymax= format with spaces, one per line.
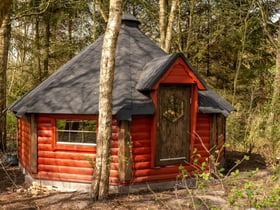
xmin=0 ymin=161 xmax=18 ymax=189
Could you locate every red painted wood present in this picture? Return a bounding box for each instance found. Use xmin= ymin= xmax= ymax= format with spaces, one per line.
xmin=17 ymin=98 xmax=215 ymax=186
xmin=131 ymin=132 xmax=150 ymax=140
xmin=38 ymin=165 xmax=93 ymax=175
xmin=129 ymin=112 xmax=212 ymax=184
xmin=193 ymin=143 xmax=210 ymax=152
xmin=134 ymin=161 xmax=151 ymax=169
xmin=38 ymin=137 xmax=51 ymax=144
xmin=134 ymin=166 xmax=181 ymax=177
xmin=33 ymin=172 xmax=93 ymax=182
xmin=132 ymin=140 xmax=150 ymax=147
xmin=132 ymin=147 xmax=151 ymax=155
xmin=132 ymin=165 xmax=196 ymax=183
xmin=133 ymin=154 xmax=151 ymax=162
xmin=132 ymin=173 xmax=181 ymax=183
xmin=38 ymin=150 xmax=95 ymax=160
xmin=38 ymin=158 xmax=92 ymax=168
xmin=31 ymin=114 xmax=120 ymax=183
xmin=38 ymin=144 xmax=52 ymax=151
xmin=17 ymin=116 xmax=31 ymax=173
xmin=152 ymin=57 xmax=206 ymax=90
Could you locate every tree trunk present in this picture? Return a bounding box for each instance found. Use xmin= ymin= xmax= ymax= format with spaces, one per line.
xmin=42 ymin=17 xmax=50 ymax=80
xmin=163 ymin=0 xmax=178 ymax=53
xmin=35 ymin=18 xmax=42 ymax=82
xmin=265 ymin=20 xmax=280 ymax=158
xmin=185 ymin=0 xmax=195 ymax=56
xmin=257 ymin=0 xmax=280 ymax=160
xmin=0 ymin=6 xmax=11 ymax=151
xmin=91 ymin=0 xmax=122 ymax=200
xmin=0 ymin=0 xmax=12 ymax=27
xmin=159 ymin=0 xmax=167 ymax=49
xmin=159 ymin=0 xmax=178 ymax=53
xmin=94 ymin=0 xmax=108 ymax=23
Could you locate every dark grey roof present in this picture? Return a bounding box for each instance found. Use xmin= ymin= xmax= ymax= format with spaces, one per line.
xmin=198 ymin=90 xmax=235 ymax=116
xmin=9 ymin=15 xmax=234 ymax=119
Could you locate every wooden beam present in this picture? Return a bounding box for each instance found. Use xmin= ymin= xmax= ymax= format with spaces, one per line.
xmin=210 ymin=114 xmax=217 ymax=154
xmin=30 ymin=114 xmax=38 ymax=174
xmin=118 ymin=120 xmax=132 ymax=182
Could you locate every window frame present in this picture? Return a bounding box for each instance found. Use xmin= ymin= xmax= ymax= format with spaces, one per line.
xmin=52 ymin=115 xmax=98 ymax=152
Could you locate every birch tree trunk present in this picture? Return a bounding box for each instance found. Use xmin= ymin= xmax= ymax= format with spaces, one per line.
xmin=159 ymin=0 xmax=167 ymax=50
xmin=0 ymin=2 xmax=11 ymax=151
xmin=159 ymin=0 xmax=178 ymax=53
xmin=91 ymin=0 xmax=122 ymax=200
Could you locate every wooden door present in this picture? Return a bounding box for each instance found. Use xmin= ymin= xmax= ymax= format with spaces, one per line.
xmin=156 ymin=84 xmax=191 ymax=165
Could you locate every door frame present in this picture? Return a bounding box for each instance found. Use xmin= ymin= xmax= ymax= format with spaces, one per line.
xmin=150 ymin=84 xmax=198 ymax=168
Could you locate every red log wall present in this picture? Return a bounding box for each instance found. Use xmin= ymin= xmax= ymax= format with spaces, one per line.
xmin=18 ymin=116 xmax=31 ymax=172
xmin=18 ymin=113 xmax=212 ymax=185
xmin=130 ymin=114 xmax=211 ymax=184
xmin=19 ymin=114 xmax=119 ymax=184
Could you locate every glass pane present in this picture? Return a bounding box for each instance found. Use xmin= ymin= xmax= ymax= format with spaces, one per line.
xmin=56 ymin=119 xmax=96 ymax=144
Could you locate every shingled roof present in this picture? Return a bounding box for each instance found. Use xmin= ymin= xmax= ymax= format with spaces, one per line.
xmin=9 ymin=14 xmax=234 ymax=120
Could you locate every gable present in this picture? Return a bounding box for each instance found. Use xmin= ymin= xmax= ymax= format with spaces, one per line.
xmin=136 ymin=53 xmax=207 ymax=92
xmin=152 ymin=56 xmax=206 ymax=90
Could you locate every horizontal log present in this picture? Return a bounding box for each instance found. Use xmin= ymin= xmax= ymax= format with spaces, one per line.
xmin=38 ymin=164 xmax=93 ymax=175
xmin=38 ymin=137 xmax=52 ymax=144
xmin=37 ymin=126 xmax=52 ymax=131
xmin=131 ymin=116 xmax=153 ymax=125
xmin=38 ymin=151 xmax=95 ymax=160
xmin=37 ymin=117 xmax=53 ymax=123
xmin=34 ymin=171 xmax=93 ymax=182
xmin=131 ymin=124 xmax=152 ymax=133
xmin=110 ymin=163 xmax=119 ymax=171
xmin=38 ymin=130 xmax=52 ymax=137
xmin=193 ymin=143 xmax=210 ymax=151
xmin=134 ymin=161 xmax=151 ymax=169
xmin=194 ymin=136 xmax=210 ymax=144
xmin=109 ymin=177 xmax=120 ymax=184
xmin=112 ymin=133 xmax=118 ymax=141
xmin=131 ymin=133 xmax=150 ymax=141
xmin=133 ymin=166 xmax=188 ymax=177
xmin=132 ymin=147 xmax=151 ymax=155
xmin=38 ymin=144 xmax=52 ymax=151
xmin=132 ymin=173 xmax=182 ymax=183
xmin=132 ymin=140 xmax=150 ymax=148
xmin=111 ymin=141 xmax=118 ymax=148
xmin=111 ymin=148 xmax=118 ymax=156
xmin=38 ymin=157 xmax=93 ymax=168
xmin=109 ymin=170 xmax=119 ymax=178
xmin=195 ymin=130 xmax=210 ymax=137
xmin=133 ymin=154 xmax=151 ymax=162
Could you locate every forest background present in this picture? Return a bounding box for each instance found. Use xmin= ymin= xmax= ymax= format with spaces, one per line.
xmin=0 ymin=0 xmax=279 ymax=167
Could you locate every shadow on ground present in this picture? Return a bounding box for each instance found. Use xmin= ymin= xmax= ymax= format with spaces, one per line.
xmin=224 ymin=150 xmax=267 ymax=172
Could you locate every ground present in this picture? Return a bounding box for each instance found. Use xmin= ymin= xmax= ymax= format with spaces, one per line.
xmin=0 ymin=151 xmax=279 ymax=210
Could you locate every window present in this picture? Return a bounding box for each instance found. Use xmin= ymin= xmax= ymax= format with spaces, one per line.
xmin=56 ymin=119 xmax=97 ymax=145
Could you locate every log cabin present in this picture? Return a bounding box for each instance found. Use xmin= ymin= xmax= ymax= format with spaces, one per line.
xmin=9 ymin=14 xmax=234 ymax=192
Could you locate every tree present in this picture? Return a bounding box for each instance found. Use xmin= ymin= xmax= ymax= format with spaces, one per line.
xmin=257 ymin=0 xmax=280 ymax=162
xmin=0 ymin=0 xmax=12 ymax=26
xmin=0 ymin=0 xmax=12 ymax=151
xmin=159 ymin=0 xmax=178 ymax=53
xmin=91 ymin=0 xmax=122 ymax=200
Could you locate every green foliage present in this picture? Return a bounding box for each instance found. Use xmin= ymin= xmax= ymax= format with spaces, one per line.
xmin=177 ymin=147 xmax=280 ymax=209
xmin=227 ymin=176 xmax=280 ymax=209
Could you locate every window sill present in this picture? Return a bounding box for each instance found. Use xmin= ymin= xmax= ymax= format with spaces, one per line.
xmin=53 ymin=143 xmax=96 ymax=152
